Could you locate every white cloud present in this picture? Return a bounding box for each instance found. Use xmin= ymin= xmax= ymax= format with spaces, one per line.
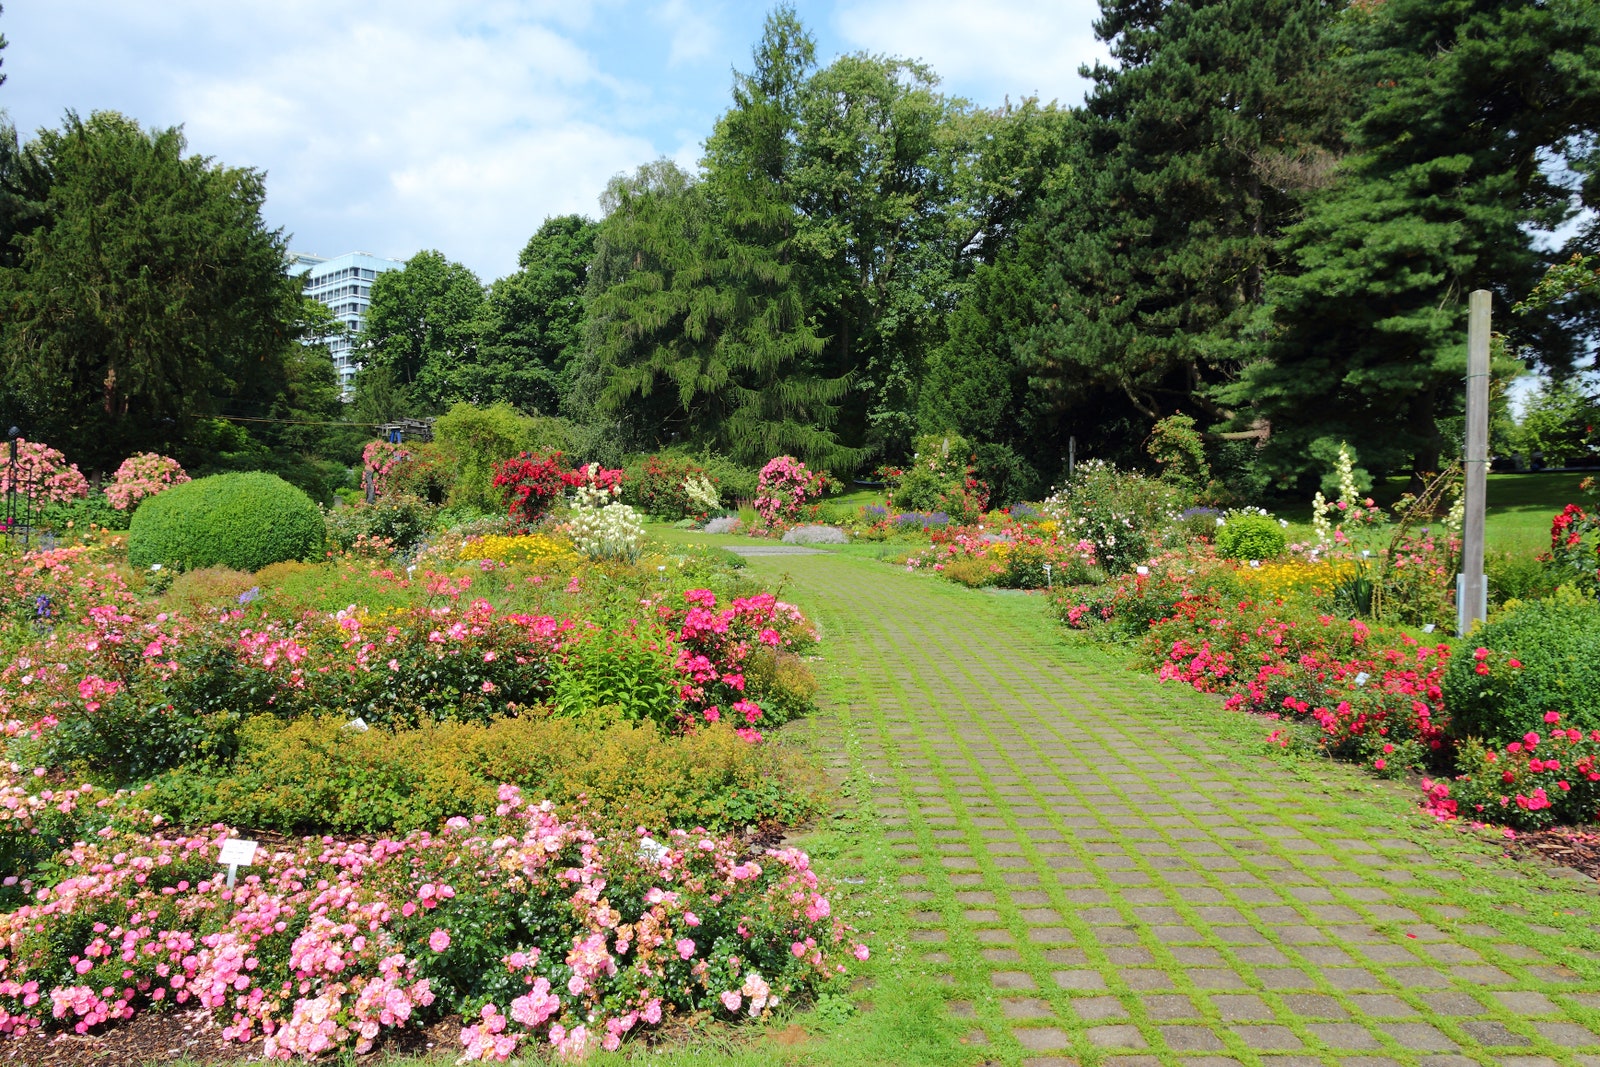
xmin=1 ymin=0 xmax=674 ymax=279
xmin=832 ymin=0 xmax=1106 ymax=107
xmin=654 ymin=0 xmax=724 ymax=69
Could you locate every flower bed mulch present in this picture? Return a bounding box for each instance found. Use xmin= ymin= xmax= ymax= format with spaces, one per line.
xmin=0 ymin=1006 xmax=453 ymax=1067
xmin=1506 ymin=827 xmax=1600 ymax=884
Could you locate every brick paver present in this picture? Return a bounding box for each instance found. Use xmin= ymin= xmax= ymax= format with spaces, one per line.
xmin=741 ymin=549 xmax=1600 ymax=1066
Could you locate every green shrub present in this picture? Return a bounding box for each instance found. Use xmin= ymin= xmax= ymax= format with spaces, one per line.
xmin=1443 ymin=591 xmax=1600 ymax=743
xmin=128 ymin=472 xmax=325 ymax=572
xmin=1146 ymin=413 xmax=1210 ymax=492
xmin=1213 ymin=512 xmax=1288 ymax=561
xmin=324 ymin=496 xmax=435 ymax=556
xmin=164 ymin=567 xmax=258 ymax=613
xmin=550 ymin=621 xmax=682 ymax=727
xmin=45 ymin=645 xmax=260 ymax=782
xmin=433 ymin=402 xmax=573 ymax=510
xmin=697 ymin=452 xmax=760 ymax=506
xmin=145 ymin=715 xmax=823 ymax=835
xmin=1486 ymin=550 xmax=1560 ymax=607
xmin=36 ymin=493 xmax=129 ymax=533
xmin=888 ymin=433 xmax=989 ymax=522
xmin=740 ymin=649 xmax=819 ymax=726
xmin=1048 ymin=459 xmax=1185 ymax=574
xmin=620 ymin=453 xmax=711 ymax=520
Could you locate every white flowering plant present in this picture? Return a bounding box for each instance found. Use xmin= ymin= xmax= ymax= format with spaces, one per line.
xmin=568 ymin=470 xmax=646 ymax=562
xmin=1044 ymin=460 xmax=1184 ymax=575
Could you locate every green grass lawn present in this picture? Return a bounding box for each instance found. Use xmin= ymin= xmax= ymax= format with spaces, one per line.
xmin=1481 ymin=472 xmax=1589 ymax=552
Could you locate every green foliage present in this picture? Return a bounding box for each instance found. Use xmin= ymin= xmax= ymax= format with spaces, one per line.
xmin=323 ymin=497 xmax=435 ymax=556
xmin=682 ymin=451 xmax=758 ymax=506
xmin=1229 ymin=0 xmax=1600 ymax=482
xmin=357 ymin=249 xmax=486 ymax=411
xmin=145 ymin=715 xmax=824 ymax=836
xmin=1024 ymin=0 xmax=1343 ymax=434
xmin=1146 ymin=413 xmax=1210 ymax=492
xmin=1052 ymin=459 xmax=1186 ymax=575
xmin=1443 ymin=592 xmax=1600 ymax=743
xmin=886 ymin=433 xmax=988 ymax=522
xmin=1213 ymin=513 xmax=1288 ymax=562
xmin=1310 ymin=437 xmax=1373 ymax=500
xmin=550 ymin=622 xmax=683 ymax=728
xmin=583 ymin=158 xmax=851 ymax=468
xmin=476 ymin=215 xmax=597 ymax=414
xmin=162 ymin=567 xmax=257 ymax=614
xmin=0 ymin=111 xmax=302 ymax=471
xmin=47 ymin=677 xmax=248 ymax=783
xmin=620 ymin=453 xmax=711 ymax=520
xmin=127 ymin=472 xmax=325 ymax=573
xmin=1485 ymin=549 xmax=1560 ymax=607
xmin=431 ymin=402 xmax=572 ymax=510
xmin=34 ymin=492 xmax=128 ymax=534
xmin=1518 ymin=378 xmax=1599 ymax=468
xmin=739 ymin=649 xmax=819 ymax=726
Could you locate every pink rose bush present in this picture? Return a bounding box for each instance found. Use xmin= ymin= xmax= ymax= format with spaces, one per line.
xmin=0 ymin=546 xmax=136 ymax=639
xmin=0 ymin=782 xmax=865 ymax=1060
xmin=361 ymin=441 xmax=411 ymax=496
xmin=0 ymin=547 xmax=820 ymax=780
xmin=0 ymin=439 xmax=88 ymax=505
xmin=656 ymin=588 xmax=817 ymax=736
xmin=753 ymin=457 xmax=827 ymax=529
xmin=104 ymin=453 xmax=189 ymax=511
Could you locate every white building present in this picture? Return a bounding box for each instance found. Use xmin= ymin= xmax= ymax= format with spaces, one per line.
xmin=287 ymin=251 xmax=406 ymax=396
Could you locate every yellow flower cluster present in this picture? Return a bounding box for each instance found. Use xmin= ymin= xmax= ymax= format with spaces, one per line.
xmin=459 ymin=534 xmax=580 ymax=569
xmin=1235 ymin=559 xmax=1356 ymax=602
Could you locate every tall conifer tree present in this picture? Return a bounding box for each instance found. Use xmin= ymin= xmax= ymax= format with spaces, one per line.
xmin=1021 ymin=0 xmax=1344 ymax=426
xmin=1227 ymin=0 xmax=1600 ymax=482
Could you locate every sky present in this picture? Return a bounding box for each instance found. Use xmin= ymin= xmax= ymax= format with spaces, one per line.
xmin=0 ymin=1 xmax=1107 ymax=282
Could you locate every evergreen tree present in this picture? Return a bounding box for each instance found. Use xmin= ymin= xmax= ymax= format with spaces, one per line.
xmin=581 ymin=155 xmax=849 ymax=466
xmin=790 ymin=51 xmax=962 ymax=457
xmin=0 ymin=111 xmax=301 ymax=471
xmin=1023 ymin=0 xmax=1344 ymax=427
xmin=1228 ymin=0 xmax=1600 ymax=483
xmin=581 ymin=13 xmax=853 ymax=468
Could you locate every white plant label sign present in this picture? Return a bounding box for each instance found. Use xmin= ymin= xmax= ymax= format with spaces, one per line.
xmin=219 ymin=838 xmax=259 ymax=887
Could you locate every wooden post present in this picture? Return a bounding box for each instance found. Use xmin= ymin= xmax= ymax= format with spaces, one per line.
xmin=1068 ymin=436 xmax=1077 ymax=482
xmin=1459 ymin=289 xmax=1491 ymax=636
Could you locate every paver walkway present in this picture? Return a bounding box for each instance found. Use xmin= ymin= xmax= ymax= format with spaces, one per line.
xmin=741 ymin=549 xmax=1600 ymax=1067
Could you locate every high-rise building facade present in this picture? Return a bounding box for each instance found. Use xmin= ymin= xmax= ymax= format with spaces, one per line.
xmin=287 ymin=251 xmax=407 ymax=396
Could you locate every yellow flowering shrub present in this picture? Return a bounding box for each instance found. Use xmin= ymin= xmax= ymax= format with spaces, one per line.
xmin=1235 ymin=559 xmax=1356 ymax=603
xmin=459 ymin=533 xmax=579 ymax=569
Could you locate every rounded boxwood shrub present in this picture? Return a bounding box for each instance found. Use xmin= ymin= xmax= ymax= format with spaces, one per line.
xmin=129 ymin=471 xmax=325 ymax=573
xmin=1214 ymin=513 xmax=1287 ymax=561
xmin=1442 ymin=593 xmax=1600 ymax=742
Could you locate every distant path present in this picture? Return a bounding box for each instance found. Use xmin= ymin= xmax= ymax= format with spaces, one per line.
xmin=740 ymin=548 xmax=1600 ymax=1067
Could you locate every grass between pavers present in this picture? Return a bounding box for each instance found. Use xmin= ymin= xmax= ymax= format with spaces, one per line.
xmin=165 ymin=547 xmax=1600 ymax=1067
xmin=744 ymin=552 xmax=1600 ymax=1066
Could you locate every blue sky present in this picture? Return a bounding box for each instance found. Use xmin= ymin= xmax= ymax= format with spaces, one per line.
xmin=0 ymin=1 xmax=1106 ymax=281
